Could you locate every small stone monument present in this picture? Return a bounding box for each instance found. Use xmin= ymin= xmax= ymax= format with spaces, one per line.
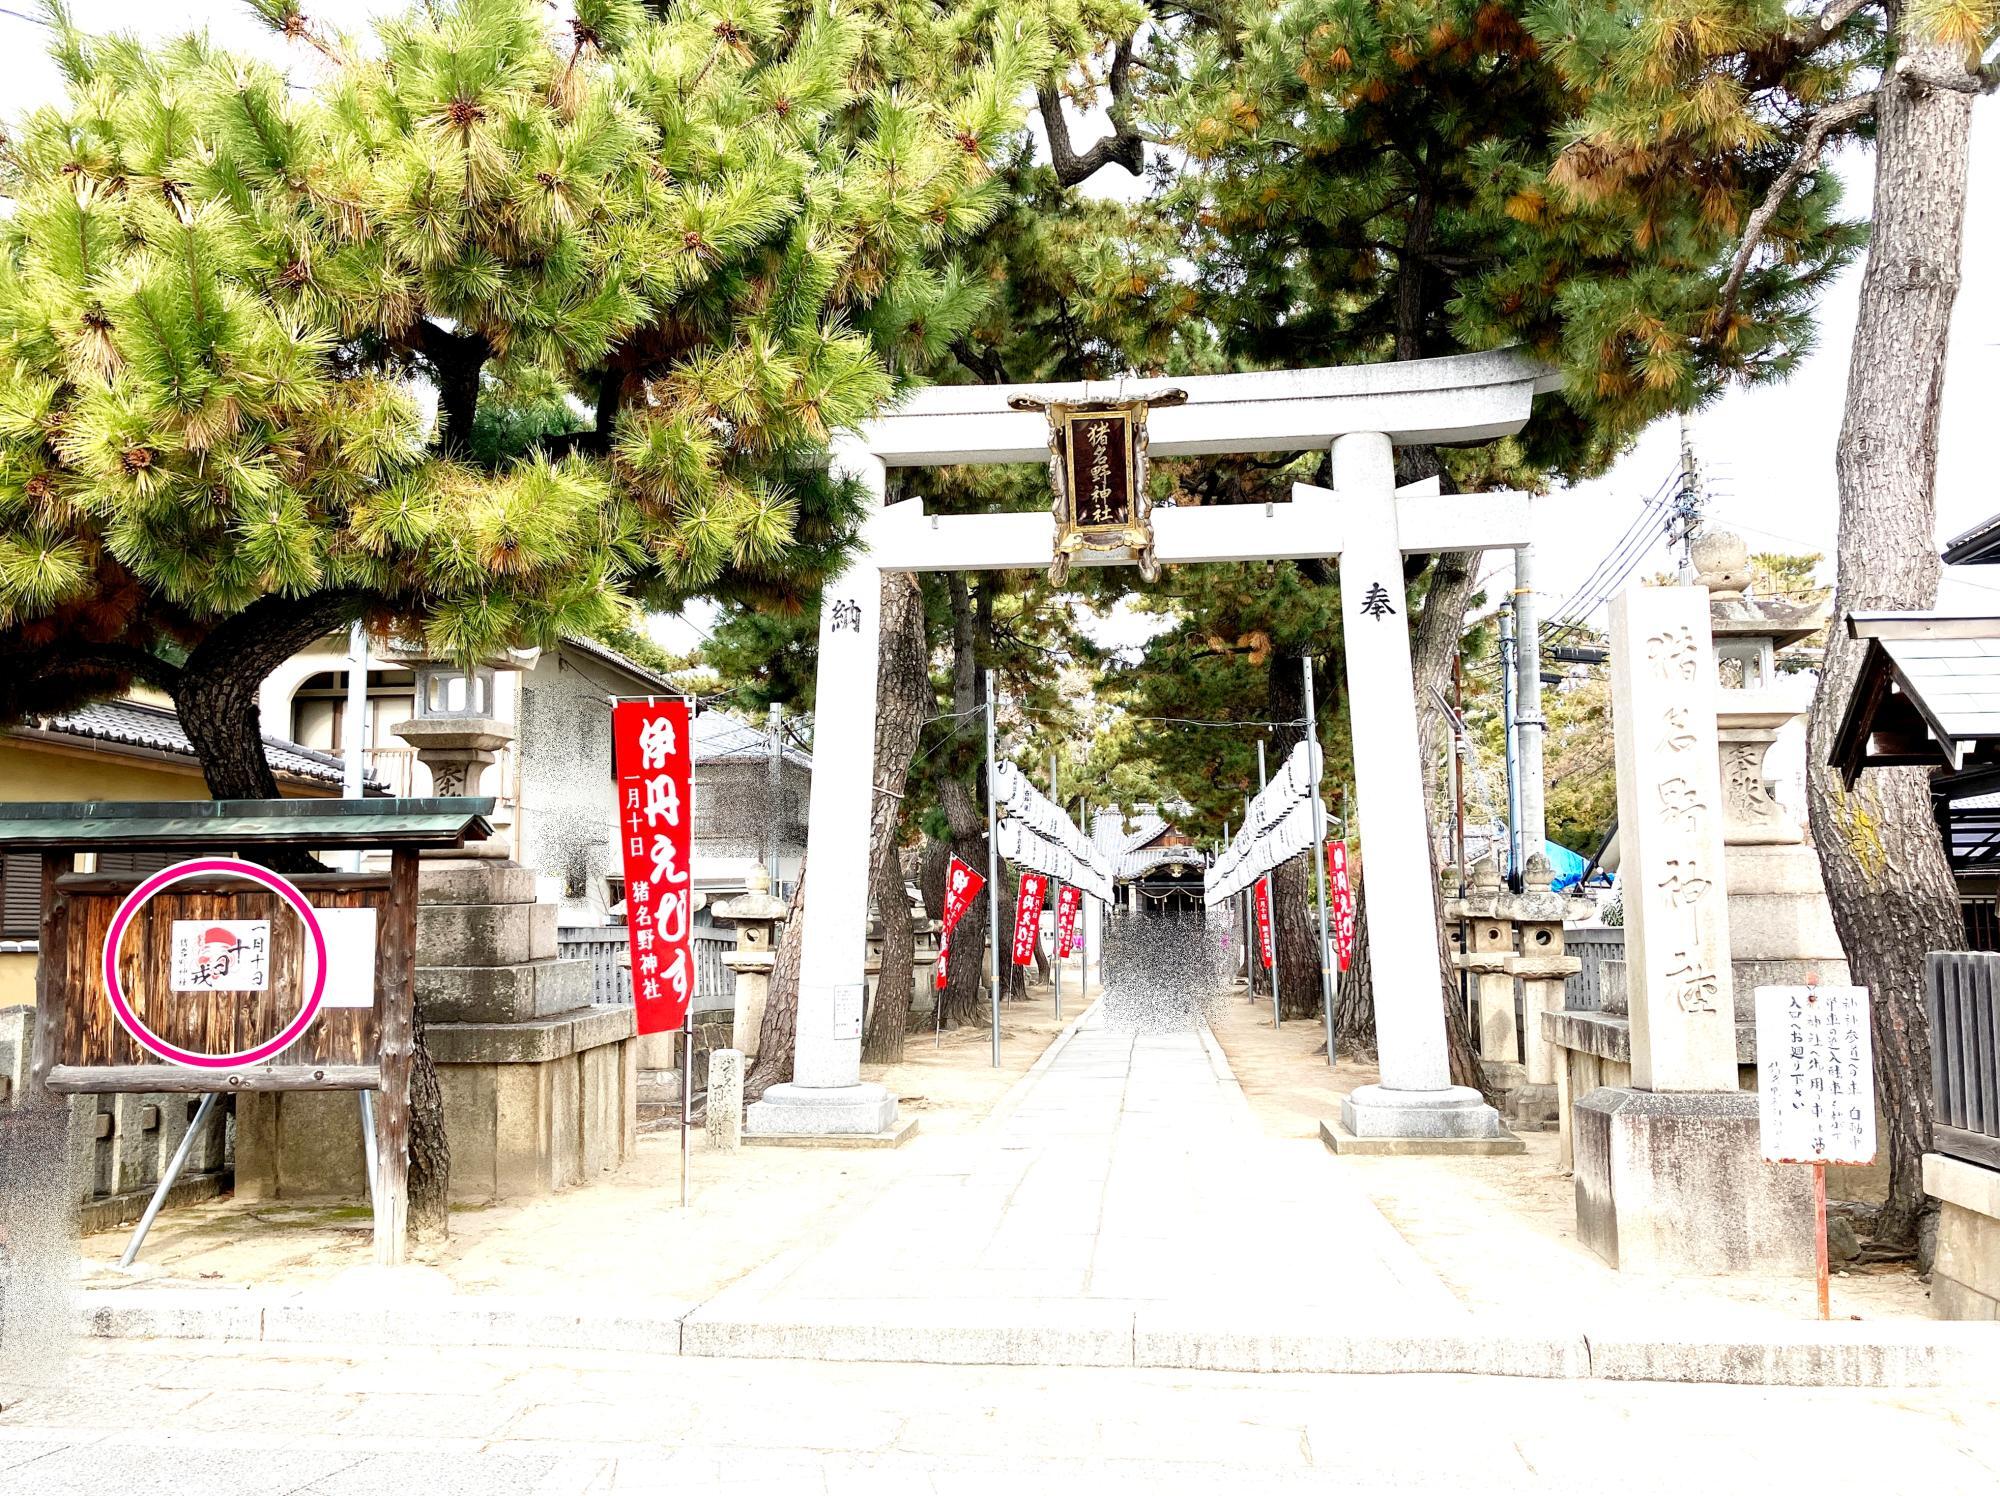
xmin=706 ymin=1048 xmax=744 ymax=1152
xmin=1572 ymin=583 xmax=1812 ymax=1273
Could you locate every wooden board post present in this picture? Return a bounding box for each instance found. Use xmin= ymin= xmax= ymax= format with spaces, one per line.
xmin=372 ymin=847 xmax=419 ymax=1265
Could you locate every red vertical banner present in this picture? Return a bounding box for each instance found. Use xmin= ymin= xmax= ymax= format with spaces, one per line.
xmin=613 ymin=700 xmax=693 ymax=1036
xmin=1055 ymin=884 xmax=1081 ymax=957
xmin=1011 ymin=872 xmax=1047 ymax=966
xmin=1328 ymin=842 xmax=1355 ymax=972
xmin=1253 ymin=877 xmax=1275 ymax=969
xmin=934 ymin=856 xmax=984 ymax=991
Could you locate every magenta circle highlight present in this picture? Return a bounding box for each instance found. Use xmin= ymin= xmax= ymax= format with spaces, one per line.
xmin=101 ymin=857 xmax=328 ymax=1069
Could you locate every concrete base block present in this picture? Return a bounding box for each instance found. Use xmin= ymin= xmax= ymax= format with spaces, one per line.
xmin=418 ymin=863 xmax=537 ymax=907
xmin=744 ymin=1081 xmax=898 ymax=1138
xmin=418 ymin=899 xmax=558 ymax=968
xmin=1924 ymin=1152 xmax=2000 ymax=1320
xmin=743 ymin=1116 xmax=919 ymax=1150
xmin=1573 ymin=1086 xmax=1813 ymax=1274
xmin=1319 ymin=1117 xmax=1526 ymax=1157
xmin=1339 ymin=1083 xmax=1509 ymax=1140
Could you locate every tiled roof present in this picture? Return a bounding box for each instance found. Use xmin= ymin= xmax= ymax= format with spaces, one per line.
xmin=19 ymin=700 xmax=379 ymax=790
xmin=693 ymin=709 xmax=812 ymax=771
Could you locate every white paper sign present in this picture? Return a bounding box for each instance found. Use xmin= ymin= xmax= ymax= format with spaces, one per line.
xmin=1756 ymin=985 xmax=1876 ymax=1165
xmin=311 ymin=907 xmax=379 ymax=1010
xmin=170 ymin=919 xmax=270 ymax=992
xmin=832 ymin=982 xmax=864 ymax=1041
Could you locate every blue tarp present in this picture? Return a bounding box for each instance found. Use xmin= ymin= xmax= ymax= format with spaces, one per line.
xmin=1543 ymin=839 xmax=1593 ymax=891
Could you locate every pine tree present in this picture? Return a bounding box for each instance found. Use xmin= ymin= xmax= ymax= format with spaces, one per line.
xmin=0 ymin=0 xmax=1065 ymax=799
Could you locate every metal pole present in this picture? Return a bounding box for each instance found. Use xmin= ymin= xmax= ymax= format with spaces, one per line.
xmin=1513 ymin=544 xmax=1547 ymax=875
xmin=984 ymin=669 xmax=1002 ymax=1069
xmin=1452 ymin=654 xmax=1469 ymax=886
xmin=1232 ymin=796 xmax=1248 ymax=1004
xmin=1050 ymin=750 xmax=1063 ymax=1025
xmin=766 ymin=703 xmax=784 ymax=889
xmin=119 ymin=1093 xmax=217 ymax=1269
xmin=359 ymin=1091 xmax=379 ymax=1203
xmin=1499 ymin=603 xmax=1520 ymax=884
xmin=1303 ymin=658 xmax=1336 ymax=1066
xmin=1257 ymin=740 xmax=1280 ymax=1030
xmin=1079 ymin=796 xmax=1090 ymax=1005
xmin=680 ymin=1009 xmax=693 ymax=1207
xmin=341 ymin=621 xmax=368 ymax=873
xmin=1222 ymin=819 xmax=1233 ymax=982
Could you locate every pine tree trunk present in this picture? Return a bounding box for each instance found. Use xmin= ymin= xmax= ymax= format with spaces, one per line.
xmin=939 ymin=772 xmax=992 ymax=1029
xmin=405 ymin=1005 xmax=450 ymax=1241
xmin=1803 ymin=36 xmax=1973 ymax=1248
xmin=1334 ymin=882 xmax=1376 ymax=1057
xmin=864 ymin=864 xmax=916 ymax=1064
xmin=860 ymin=573 xmax=928 ymax=1065
xmin=744 ymin=862 xmax=804 ymax=1103
xmin=171 ymin=589 xmax=375 ymax=800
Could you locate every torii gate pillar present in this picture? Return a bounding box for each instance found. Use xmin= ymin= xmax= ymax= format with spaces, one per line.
xmin=1322 ymin=433 xmax=1508 ymax=1148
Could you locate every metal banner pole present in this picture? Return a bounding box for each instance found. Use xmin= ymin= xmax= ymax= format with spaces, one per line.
xmin=1222 ymin=819 xmax=1233 ymax=984
xmin=1303 ymin=657 xmax=1337 ymax=1067
xmin=1257 ymin=740 xmax=1281 ymax=1030
xmin=1079 ymin=796 xmax=1091 ymax=1006
xmin=1241 ymin=796 xmax=1254 ymax=1001
xmin=984 ymin=669 xmax=1003 ymax=1069
xmin=1050 ymin=750 xmax=1063 ymax=1025
xmin=119 ymin=1092 xmax=217 ymax=1270
xmin=681 ymin=1009 xmax=693 ymax=1207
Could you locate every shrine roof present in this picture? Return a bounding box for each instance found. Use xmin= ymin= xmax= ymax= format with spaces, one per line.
xmin=1830 ymin=613 xmax=2000 ymax=785
xmin=1943 ymin=512 xmax=2000 ymax=567
xmin=10 ymin=699 xmax=378 ymax=790
xmin=0 ymin=796 xmax=496 ymax=850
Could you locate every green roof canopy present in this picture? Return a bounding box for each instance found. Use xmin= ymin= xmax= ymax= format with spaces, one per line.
xmin=0 ymin=797 xmax=495 ymax=850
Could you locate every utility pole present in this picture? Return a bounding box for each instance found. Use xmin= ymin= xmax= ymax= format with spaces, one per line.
xmin=1257 ymin=739 xmax=1280 ymax=1030
xmin=1303 ymin=658 xmax=1336 ymax=1066
xmin=1499 ymin=602 xmax=1521 ymax=884
xmin=1672 ymin=412 xmax=1703 ymax=581
xmin=983 ymin=670 xmax=1002 ymax=1069
xmin=341 ymin=621 xmax=368 ymax=873
xmin=1513 ymin=542 xmax=1547 ymax=878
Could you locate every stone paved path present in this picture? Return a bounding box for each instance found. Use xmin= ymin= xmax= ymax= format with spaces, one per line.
xmin=687 ymin=1003 xmax=1462 ymax=1349
xmin=5 ymin=1336 xmax=1999 ymax=1493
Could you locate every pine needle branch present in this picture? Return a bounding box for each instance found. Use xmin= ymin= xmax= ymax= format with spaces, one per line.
xmin=1717 ymin=88 xmax=1877 ymax=324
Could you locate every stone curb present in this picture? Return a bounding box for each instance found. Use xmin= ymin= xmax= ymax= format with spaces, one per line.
xmin=70 ymin=1287 xmax=2000 ymax=1387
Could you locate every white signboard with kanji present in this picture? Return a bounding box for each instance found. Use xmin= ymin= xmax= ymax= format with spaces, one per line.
xmin=169 ymin=919 xmax=269 ymax=992
xmin=1755 ymin=984 xmax=1876 ymax=1166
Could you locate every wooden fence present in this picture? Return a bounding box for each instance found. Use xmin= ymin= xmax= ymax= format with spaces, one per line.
xmin=1927 ymin=951 xmax=2000 ymax=1170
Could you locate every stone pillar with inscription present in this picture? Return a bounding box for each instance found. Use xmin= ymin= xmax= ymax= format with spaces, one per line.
xmin=1696 ymin=531 xmax=1851 ymax=1009
xmin=1572 ymin=583 xmax=1811 ymax=1274
xmin=745 ymin=438 xmax=906 ymax=1141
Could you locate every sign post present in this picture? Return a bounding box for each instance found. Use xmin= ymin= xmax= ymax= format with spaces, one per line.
xmin=612 ymin=699 xmax=696 ymax=1204
xmin=1755 ymin=982 xmax=1876 ymax=1320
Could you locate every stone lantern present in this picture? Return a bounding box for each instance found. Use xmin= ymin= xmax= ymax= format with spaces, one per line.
xmin=393 ymin=660 xmax=514 ymax=812
xmin=712 ymin=866 xmax=791 ymax=1058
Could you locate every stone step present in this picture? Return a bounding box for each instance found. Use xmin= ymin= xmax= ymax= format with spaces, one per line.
xmin=418 ymin=863 xmax=538 ymax=907
xmin=418 ymin=899 xmax=557 ymax=968
xmin=416 ymin=958 xmax=593 ymax=1024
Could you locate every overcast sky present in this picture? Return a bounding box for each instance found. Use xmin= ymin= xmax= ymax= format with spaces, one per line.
xmin=6 ymin=2 xmax=1993 ymax=651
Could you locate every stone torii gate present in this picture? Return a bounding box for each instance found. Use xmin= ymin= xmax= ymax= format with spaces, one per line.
xmin=744 ymin=349 xmax=1555 ymax=1143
